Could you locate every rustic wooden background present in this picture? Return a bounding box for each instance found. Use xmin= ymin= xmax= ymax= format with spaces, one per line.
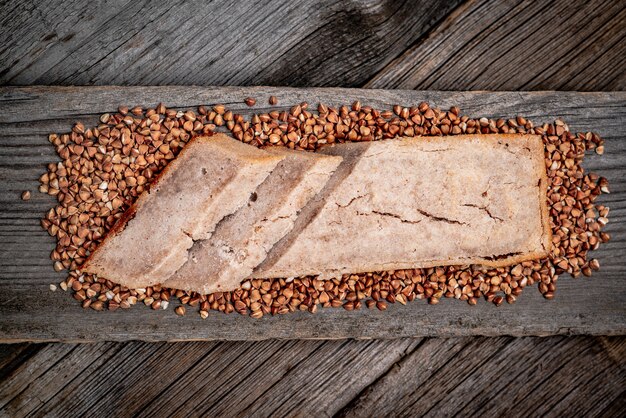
xmin=1 ymin=0 xmax=625 ymax=416
xmin=1 ymin=86 xmax=625 ymax=343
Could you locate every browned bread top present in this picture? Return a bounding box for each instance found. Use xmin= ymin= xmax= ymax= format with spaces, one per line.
xmin=251 ymin=134 xmax=551 ymax=280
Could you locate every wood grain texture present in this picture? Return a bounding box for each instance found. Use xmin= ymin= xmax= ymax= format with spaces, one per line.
xmin=0 ymin=0 xmax=463 ymax=87
xmin=0 ymin=86 xmax=624 ymax=342
xmin=337 ymin=336 xmax=626 ymax=417
xmin=366 ymin=0 xmax=626 ymax=91
xmin=1 ymin=337 xmax=623 ymax=417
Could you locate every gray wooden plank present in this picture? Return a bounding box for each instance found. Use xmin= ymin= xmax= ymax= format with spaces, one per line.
xmin=598 ymin=393 xmax=626 ymax=418
xmin=130 ymin=340 xmax=321 ymax=418
xmin=0 ymin=86 xmax=624 ymax=342
xmin=0 ymin=0 xmax=464 ymax=87
xmin=132 ymin=339 xmax=420 ymax=418
xmin=365 ymin=0 xmax=626 ymax=91
xmin=33 ymin=341 xmax=220 ymax=418
xmin=2 ymin=337 xmax=623 ymax=417
xmin=439 ymin=336 xmax=625 ymax=417
xmin=0 ymin=339 xmax=420 ymax=418
xmin=337 ymin=336 xmax=626 ymax=418
xmin=599 ymin=336 xmax=626 ymax=367
xmin=0 ymin=343 xmax=122 ymax=418
xmin=0 ymin=344 xmax=28 ymax=370
xmin=514 ymin=338 xmax=625 ymax=417
xmin=195 ymin=339 xmax=422 ymax=418
xmin=0 ymin=344 xmax=77 ymax=408
xmin=0 ymin=344 xmax=39 ymax=382
xmin=336 ymin=337 xmax=506 ymax=417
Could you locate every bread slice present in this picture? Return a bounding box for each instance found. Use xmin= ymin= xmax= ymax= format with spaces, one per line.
xmin=163 ymin=147 xmax=343 ymax=294
xmin=251 ymin=134 xmax=551 ymax=280
xmin=82 ymin=134 xmax=283 ymax=289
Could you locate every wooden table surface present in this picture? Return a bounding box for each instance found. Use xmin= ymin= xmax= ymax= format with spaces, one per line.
xmin=1 ymin=86 xmax=625 ymax=343
xmin=1 ymin=0 xmax=625 ymax=416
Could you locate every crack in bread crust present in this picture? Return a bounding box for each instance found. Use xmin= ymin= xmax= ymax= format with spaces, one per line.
xmin=251 ymin=142 xmax=370 ymax=276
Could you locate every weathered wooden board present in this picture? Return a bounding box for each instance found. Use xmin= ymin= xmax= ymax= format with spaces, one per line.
xmin=0 ymin=0 xmax=463 ymax=87
xmin=1 ymin=336 xmax=624 ymax=417
xmin=335 ymin=336 xmax=626 ymax=417
xmin=0 ymin=86 xmax=624 ymax=342
xmin=366 ymin=0 xmax=626 ymax=91
xmin=1 ymin=1 xmax=624 ymax=415
xmin=3 ymin=0 xmax=624 ymax=91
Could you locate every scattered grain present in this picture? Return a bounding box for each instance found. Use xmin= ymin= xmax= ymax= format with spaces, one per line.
xmin=39 ymin=99 xmax=610 ymax=318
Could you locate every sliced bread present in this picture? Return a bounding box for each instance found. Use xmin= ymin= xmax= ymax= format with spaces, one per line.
xmin=82 ymin=134 xmax=283 ymax=288
xmin=163 ymin=147 xmax=343 ymax=294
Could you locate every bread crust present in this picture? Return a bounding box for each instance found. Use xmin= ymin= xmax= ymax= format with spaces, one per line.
xmin=163 ymin=147 xmax=343 ymax=294
xmin=252 ymin=134 xmax=552 ymax=279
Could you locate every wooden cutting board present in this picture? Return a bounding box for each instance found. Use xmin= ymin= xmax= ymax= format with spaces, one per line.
xmin=0 ymin=86 xmax=624 ymax=342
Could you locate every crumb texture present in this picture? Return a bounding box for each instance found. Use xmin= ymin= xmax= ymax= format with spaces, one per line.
xmin=82 ymin=134 xmax=282 ymax=288
xmin=164 ymin=148 xmax=342 ymax=294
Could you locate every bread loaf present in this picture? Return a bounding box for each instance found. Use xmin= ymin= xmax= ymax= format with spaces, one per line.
xmin=84 ymin=133 xmax=551 ymax=294
xmin=251 ymin=134 xmax=551 ymax=280
xmin=82 ymin=134 xmax=283 ymax=288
